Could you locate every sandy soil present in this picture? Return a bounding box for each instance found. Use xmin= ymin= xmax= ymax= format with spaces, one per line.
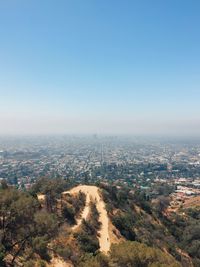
xmin=37 ymin=194 xmax=46 ymax=201
xmin=183 ymin=196 xmax=200 ymax=208
xmin=63 ymin=185 xmax=111 ymax=253
xmin=48 ymin=257 xmax=73 ymax=267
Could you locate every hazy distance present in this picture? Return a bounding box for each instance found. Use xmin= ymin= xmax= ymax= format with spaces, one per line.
xmin=0 ymin=1 xmax=200 ymax=136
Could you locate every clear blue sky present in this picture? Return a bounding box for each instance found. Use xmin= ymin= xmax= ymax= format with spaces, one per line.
xmin=0 ymin=1 xmax=200 ymax=135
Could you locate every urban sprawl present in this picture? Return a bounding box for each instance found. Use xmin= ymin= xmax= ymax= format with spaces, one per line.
xmin=1 ymin=136 xmax=200 ymax=212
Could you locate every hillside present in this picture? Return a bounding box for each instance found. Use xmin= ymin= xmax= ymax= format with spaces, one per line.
xmin=0 ymin=178 xmax=199 ymax=266
xmin=62 ymin=185 xmax=110 ymax=253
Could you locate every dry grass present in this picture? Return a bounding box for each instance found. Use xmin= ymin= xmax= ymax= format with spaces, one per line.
xmin=183 ymin=196 xmax=200 ymax=208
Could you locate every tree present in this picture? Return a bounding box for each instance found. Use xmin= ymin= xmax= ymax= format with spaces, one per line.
xmin=0 ymin=187 xmax=58 ymax=265
xmin=62 ymin=205 xmax=76 ymax=224
xmin=112 ymin=213 xmax=135 ymax=241
xmin=154 ymin=196 xmax=170 ymax=215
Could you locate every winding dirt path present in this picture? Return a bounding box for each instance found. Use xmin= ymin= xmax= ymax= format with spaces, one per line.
xmin=62 ymin=185 xmax=110 ymax=253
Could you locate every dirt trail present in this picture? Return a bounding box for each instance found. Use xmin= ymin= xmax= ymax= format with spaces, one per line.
xmin=63 ymin=185 xmax=110 ymax=253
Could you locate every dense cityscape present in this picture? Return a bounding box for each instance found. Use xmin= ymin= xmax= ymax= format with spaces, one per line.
xmin=1 ymin=135 xmax=200 ymax=204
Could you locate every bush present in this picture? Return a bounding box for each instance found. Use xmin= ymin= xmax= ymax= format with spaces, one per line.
xmin=24 ymin=260 xmax=36 ymax=267
xmin=110 ymin=241 xmax=181 ymax=267
xmin=76 ymin=232 xmax=99 ymax=253
xmin=56 ymin=246 xmax=72 ymax=260
xmin=32 ymin=236 xmax=49 ymax=260
xmin=112 ymin=213 xmax=135 ymax=241
xmin=62 ymin=205 xmax=76 ymax=224
xmin=81 ymin=241 xmax=181 ymax=267
xmin=0 ymin=244 xmax=5 ymax=266
xmin=78 ymin=253 xmax=109 ymax=267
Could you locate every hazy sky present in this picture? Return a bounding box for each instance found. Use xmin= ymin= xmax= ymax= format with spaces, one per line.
xmin=0 ymin=1 xmax=200 ymax=135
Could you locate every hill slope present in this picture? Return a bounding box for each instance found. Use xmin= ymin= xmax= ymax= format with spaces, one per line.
xmin=63 ymin=185 xmax=110 ymax=253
